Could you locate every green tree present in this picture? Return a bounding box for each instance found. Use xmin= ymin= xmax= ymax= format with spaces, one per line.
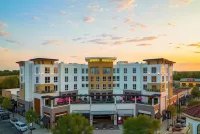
xmin=0 ymin=76 xmax=19 ymax=89
xmin=25 ymin=109 xmax=39 ymax=125
xmin=188 ymin=99 xmax=200 ymax=106
xmin=2 ymin=97 xmax=11 ymax=110
xmin=53 ymin=113 xmax=93 ymax=134
xmin=191 ymin=86 xmax=200 ymax=98
xmin=0 ymin=95 xmax=4 ymax=105
xmin=168 ymin=105 xmax=177 ymax=126
xmin=123 ymin=115 xmax=160 ymax=134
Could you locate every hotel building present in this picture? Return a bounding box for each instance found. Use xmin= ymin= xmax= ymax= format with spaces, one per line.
xmin=16 ymin=57 xmax=176 ymax=128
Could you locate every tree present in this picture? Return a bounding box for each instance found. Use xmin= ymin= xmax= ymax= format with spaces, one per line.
xmin=188 ymin=99 xmax=200 ymax=106
xmin=53 ymin=113 xmax=94 ymax=134
xmin=0 ymin=76 xmax=19 ymax=89
xmin=191 ymin=86 xmax=200 ymax=99
xmin=25 ymin=109 xmax=39 ymax=124
xmin=2 ymin=97 xmax=11 ymax=110
xmin=123 ymin=115 xmax=160 ymax=134
xmin=0 ymin=95 xmax=4 ymax=105
xmin=168 ymin=105 xmax=177 ymax=126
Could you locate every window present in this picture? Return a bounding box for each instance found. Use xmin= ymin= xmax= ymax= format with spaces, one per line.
xmin=65 ymin=76 xmax=68 ymax=82
xmin=96 ymin=76 xmax=100 ymax=81
xmin=86 ymin=68 xmax=88 ymax=73
xmin=166 ymin=83 xmax=168 ymax=88
xmin=36 ymin=77 xmax=39 ymax=83
xmin=124 ymin=76 xmax=127 ymax=81
xmin=143 ymin=76 xmax=147 ymax=82
xmin=45 ymin=77 xmax=50 ymax=83
xmin=54 ymin=68 xmax=58 ymax=73
xmin=152 ymin=85 xmax=157 ymax=90
xmin=133 ymin=76 xmax=136 ymax=81
xmin=133 ymin=68 xmax=136 ymax=73
xmin=151 ymin=67 xmax=156 ymax=73
xmin=91 ymin=76 xmax=94 ymax=81
xmin=162 ymin=76 xmax=164 ymax=82
xmin=166 ymin=76 xmax=168 ymax=81
xmin=91 ymin=84 xmax=94 ymax=89
xmin=117 ymin=76 xmax=120 ymax=81
xmin=86 ymin=76 xmax=88 ymax=81
xmin=45 ymin=86 xmax=50 ymax=92
xmin=151 ymin=76 xmax=157 ymax=82
xmin=124 ymin=84 xmax=127 ymax=89
xmin=108 ymin=84 xmax=112 ymax=89
xmin=35 ymin=86 xmax=39 ymax=92
xmin=86 ymin=84 xmax=88 ymax=87
xmin=108 ymin=76 xmax=112 ymax=81
xmin=82 ymin=84 xmax=85 ymax=87
xmin=103 ymin=68 xmax=112 ymax=74
xmin=133 ymin=84 xmax=136 ymax=90
xmin=96 ymin=84 xmax=99 ymax=89
xmin=143 ymin=84 xmax=147 ymax=90
xmin=124 ymin=68 xmax=127 ymax=73
xmin=90 ymin=67 xmax=99 ymax=74
xmin=82 ymin=76 xmax=85 ymax=81
xmin=117 ymin=68 xmax=120 ymax=73
xmin=54 ymin=85 xmax=58 ymax=91
xmin=117 ymin=84 xmax=120 ymax=87
xmin=45 ymin=67 xmax=50 ymax=73
xmin=143 ymin=68 xmax=147 ymax=73
xmin=113 ymin=76 xmax=116 ymax=81
xmin=36 ymin=67 xmax=39 ymax=74
xmin=103 ymin=76 xmax=106 ymax=81
xmin=181 ymin=83 xmax=186 ymax=87
xmin=74 ymin=84 xmax=77 ymax=89
xmin=74 ymin=76 xmax=77 ymax=81
xmin=65 ymin=68 xmax=68 ymax=73
xmin=113 ymin=68 xmax=116 ymax=73
xmin=20 ymin=68 xmax=23 ymax=74
xmin=197 ymin=124 xmax=200 ymax=134
xmin=103 ymin=84 xmax=106 ymax=89
xmin=82 ymin=68 xmax=84 ymax=74
xmin=74 ymin=68 xmax=77 ymax=74
xmin=54 ymin=77 xmax=58 ymax=82
xmin=65 ymin=85 xmax=68 ymax=90
xmin=21 ymin=76 xmax=23 ymax=83
xmin=113 ymin=84 xmax=115 ymax=87
xmin=189 ymin=83 xmax=193 ymax=87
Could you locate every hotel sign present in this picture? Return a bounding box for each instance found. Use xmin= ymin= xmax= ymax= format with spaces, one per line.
xmin=89 ymin=59 xmax=115 ymax=62
xmin=187 ymin=78 xmax=195 ymax=82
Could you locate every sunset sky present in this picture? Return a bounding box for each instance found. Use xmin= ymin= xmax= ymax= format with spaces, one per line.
xmin=0 ymin=0 xmax=200 ymax=71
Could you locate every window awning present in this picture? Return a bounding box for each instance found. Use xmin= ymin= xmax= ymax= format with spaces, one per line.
xmin=117 ymin=109 xmax=134 ymax=116
xmin=90 ymin=111 xmax=117 ymax=115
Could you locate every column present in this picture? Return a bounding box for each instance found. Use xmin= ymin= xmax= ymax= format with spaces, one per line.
xmin=135 ymin=96 xmax=137 ymax=104
xmin=51 ymin=100 xmax=53 ymax=108
xmin=50 ymin=113 xmax=55 ymax=129
xmin=114 ymin=115 xmax=117 ymax=125
xmin=90 ymin=97 xmax=92 ymax=105
xmin=152 ymin=98 xmax=154 ymax=106
xmin=114 ymin=96 xmax=116 ymax=104
xmin=43 ymin=99 xmax=46 ymax=106
xmin=90 ymin=115 xmax=93 ymax=126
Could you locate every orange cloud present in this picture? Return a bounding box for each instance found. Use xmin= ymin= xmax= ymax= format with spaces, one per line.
xmin=136 ymin=43 xmax=152 ymax=46
xmin=0 ymin=30 xmax=9 ymax=36
xmin=84 ymin=17 xmax=95 ymax=22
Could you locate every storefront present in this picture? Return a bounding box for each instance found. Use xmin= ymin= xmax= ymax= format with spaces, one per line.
xmin=117 ymin=109 xmax=134 ymax=124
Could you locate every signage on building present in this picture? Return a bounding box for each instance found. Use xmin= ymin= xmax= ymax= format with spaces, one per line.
xmin=187 ymin=78 xmax=195 ymax=82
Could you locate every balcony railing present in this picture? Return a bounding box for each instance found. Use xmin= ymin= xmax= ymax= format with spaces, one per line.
xmin=34 ymin=90 xmax=55 ymax=94
xmin=145 ymin=89 xmax=165 ymax=92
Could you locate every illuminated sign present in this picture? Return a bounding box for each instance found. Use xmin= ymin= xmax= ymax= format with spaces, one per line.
xmin=89 ymin=59 xmax=100 ymax=62
xmin=102 ymin=59 xmax=115 ymax=62
xmin=89 ymin=59 xmax=115 ymax=62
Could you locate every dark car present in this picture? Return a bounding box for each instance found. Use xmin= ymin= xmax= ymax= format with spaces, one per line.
xmin=0 ymin=112 xmax=10 ymax=120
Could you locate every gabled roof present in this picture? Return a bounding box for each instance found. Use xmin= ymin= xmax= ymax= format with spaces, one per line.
xmin=184 ymin=104 xmax=200 ymax=118
xmin=143 ymin=58 xmax=175 ymax=64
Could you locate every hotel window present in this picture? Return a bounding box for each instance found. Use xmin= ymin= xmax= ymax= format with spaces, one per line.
xmin=82 ymin=68 xmax=84 ymax=74
xmin=74 ymin=68 xmax=77 ymax=74
xmin=103 ymin=76 xmax=106 ymax=81
xmin=96 ymin=84 xmax=99 ymax=89
xmin=152 ymin=85 xmax=157 ymax=90
xmin=197 ymin=124 xmax=200 ymax=134
xmin=189 ymin=83 xmax=193 ymax=87
xmin=166 ymin=76 xmax=168 ymax=81
xmin=181 ymin=83 xmax=186 ymax=87
xmin=74 ymin=76 xmax=77 ymax=82
xmin=96 ymin=76 xmax=100 ymax=81
xmin=91 ymin=76 xmax=94 ymax=81
xmin=166 ymin=83 xmax=168 ymax=88
xmin=36 ymin=77 xmax=39 ymax=83
xmin=108 ymin=76 xmax=112 ymax=81
xmin=54 ymin=77 xmax=58 ymax=82
xmin=45 ymin=67 xmax=50 ymax=73
xmin=103 ymin=68 xmax=112 ymax=74
xmin=103 ymin=84 xmax=106 ymax=89
xmin=36 ymin=67 xmax=39 ymax=74
xmin=117 ymin=68 xmax=120 ymax=73
xmin=143 ymin=68 xmax=147 ymax=73
xmin=65 ymin=76 xmax=68 ymax=82
xmin=162 ymin=76 xmax=164 ymax=82
xmin=124 ymin=84 xmax=127 ymax=89
xmin=54 ymin=85 xmax=58 ymax=91
xmin=113 ymin=84 xmax=115 ymax=87
xmin=65 ymin=68 xmax=68 ymax=73
xmin=45 ymin=86 xmax=50 ymax=92
xmin=108 ymin=84 xmax=112 ymax=89
xmin=133 ymin=68 xmax=136 ymax=73
xmin=143 ymin=84 xmax=147 ymax=90
xmin=133 ymin=84 xmax=136 ymax=90
xmin=45 ymin=77 xmax=50 ymax=83
xmin=91 ymin=84 xmax=94 ymax=89
xmin=35 ymin=86 xmax=39 ymax=93
xmin=54 ymin=67 xmax=58 ymax=73
xmin=117 ymin=84 xmax=120 ymax=87
xmin=86 ymin=76 xmax=88 ymax=81
xmin=143 ymin=76 xmax=147 ymax=82
xmin=113 ymin=76 xmax=116 ymax=81
xmin=117 ymin=76 xmax=120 ymax=81
xmin=21 ymin=76 xmax=23 ymax=83
xmin=162 ymin=85 xmax=165 ymax=89
xmin=151 ymin=67 xmax=156 ymax=73
xmin=86 ymin=84 xmax=88 ymax=87
xmin=96 ymin=93 xmax=100 ymax=99
xmin=20 ymin=68 xmax=23 ymax=74
xmin=124 ymin=68 xmax=127 ymax=73
xmin=124 ymin=76 xmax=127 ymax=81
xmin=90 ymin=67 xmax=99 ymax=74
xmin=133 ymin=76 xmax=136 ymax=81
xmin=82 ymin=76 xmax=85 ymax=81
xmin=113 ymin=68 xmax=116 ymax=73
xmin=82 ymin=84 xmax=85 ymax=88
xmin=74 ymin=84 xmax=77 ymax=89
xmin=86 ymin=68 xmax=88 ymax=73
xmin=151 ymin=76 xmax=157 ymax=82
xmin=65 ymin=85 xmax=68 ymax=90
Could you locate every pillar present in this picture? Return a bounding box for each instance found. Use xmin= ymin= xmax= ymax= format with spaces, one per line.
xmin=114 ymin=96 xmax=116 ymax=104
xmin=51 ymin=100 xmax=53 ymax=108
xmin=43 ymin=99 xmax=46 ymax=106
xmin=90 ymin=115 xmax=93 ymax=126
xmin=50 ymin=113 xmax=55 ymax=129
xmin=135 ymin=96 xmax=137 ymax=104
xmin=90 ymin=97 xmax=92 ymax=105
xmin=114 ymin=115 xmax=117 ymax=125
xmin=152 ymin=98 xmax=154 ymax=106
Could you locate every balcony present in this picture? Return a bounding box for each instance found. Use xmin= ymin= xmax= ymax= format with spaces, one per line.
xmin=35 ymin=90 xmax=55 ymax=94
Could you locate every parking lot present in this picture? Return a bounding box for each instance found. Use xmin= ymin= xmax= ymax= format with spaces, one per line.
xmin=0 ymin=120 xmax=22 ymax=134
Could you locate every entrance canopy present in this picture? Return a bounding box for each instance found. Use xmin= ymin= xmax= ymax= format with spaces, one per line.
xmin=90 ymin=111 xmax=117 ymax=115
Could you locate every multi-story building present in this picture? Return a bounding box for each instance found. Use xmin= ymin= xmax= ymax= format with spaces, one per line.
xmin=180 ymin=78 xmax=200 ymax=88
xmin=16 ymin=57 xmax=176 ymax=128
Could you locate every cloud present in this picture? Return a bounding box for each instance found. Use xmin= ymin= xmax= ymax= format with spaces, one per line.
xmin=187 ymin=42 xmax=200 ymax=47
xmin=100 ymin=8 xmax=104 ymax=12
xmin=0 ymin=30 xmax=9 ymax=36
xmin=126 ymin=36 xmax=158 ymax=42
xmin=42 ymin=40 xmax=63 ymax=46
xmin=111 ymin=37 xmax=122 ymax=40
xmin=84 ymin=17 xmax=95 ymax=22
xmin=114 ymin=0 xmax=137 ymax=12
xmin=73 ymin=38 xmax=84 ymax=41
xmin=194 ymin=52 xmax=200 ymax=53
xmin=5 ymin=39 xmax=23 ymax=46
xmin=113 ymin=41 xmax=124 ymax=45
xmin=0 ymin=22 xmax=8 ymax=28
xmin=33 ymin=17 xmax=40 ymax=21
xmin=112 ymin=27 xmax=118 ymax=30
xmin=87 ymin=38 xmax=109 ymax=45
xmin=168 ymin=4 xmax=180 ymax=8
xmin=176 ymin=46 xmax=181 ymax=49
xmin=124 ymin=18 xmax=132 ymax=23
xmin=169 ymin=0 xmax=193 ymax=4
xmin=131 ymin=22 xmax=148 ymax=28
xmin=136 ymin=43 xmax=152 ymax=46
xmin=168 ymin=23 xmax=175 ymax=27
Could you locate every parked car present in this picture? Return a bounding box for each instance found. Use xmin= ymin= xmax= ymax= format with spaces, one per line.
xmin=14 ymin=121 xmax=28 ymax=132
xmin=10 ymin=118 xmax=18 ymax=125
xmin=0 ymin=112 xmax=10 ymax=120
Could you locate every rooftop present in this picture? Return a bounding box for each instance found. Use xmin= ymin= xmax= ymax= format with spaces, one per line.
xmin=173 ymin=87 xmax=192 ymax=94
xmin=180 ymin=78 xmax=200 ymax=82
xmin=184 ymin=104 xmax=200 ymax=118
xmin=29 ymin=58 xmax=59 ymax=61
xmin=3 ymin=88 xmax=20 ymax=95
xmin=143 ymin=58 xmax=175 ymax=64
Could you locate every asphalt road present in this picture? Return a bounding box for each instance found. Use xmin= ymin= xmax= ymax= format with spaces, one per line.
xmin=0 ymin=120 xmax=22 ymax=134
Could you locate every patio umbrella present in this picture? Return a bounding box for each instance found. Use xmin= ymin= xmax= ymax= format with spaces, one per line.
xmin=137 ymin=97 xmax=142 ymax=100
xmin=131 ymin=97 xmax=136 ymax=101
xmin=57 ymin=98 xmax=64 ymax=103
xmin=65 ymin=97 xmax=72 ymax=102
xmin=120 ymin=96 xmax=125 ymax=98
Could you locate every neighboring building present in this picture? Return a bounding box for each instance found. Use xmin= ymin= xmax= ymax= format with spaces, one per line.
xmin=180 ymin=78 xmax=200 ymax=88
xmin=2 ymin=88 xmax=20 ymax=101
xmin=16 ymin=57 xmax=177 ymax=128
xmin=183 ymin=104 xmax=200 ymax=134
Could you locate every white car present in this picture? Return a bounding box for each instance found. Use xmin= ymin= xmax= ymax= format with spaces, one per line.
xmin=14 ymin=121 xmax=28 ymax=132
xmin=10 ymin=118 xmax=18 ymax=125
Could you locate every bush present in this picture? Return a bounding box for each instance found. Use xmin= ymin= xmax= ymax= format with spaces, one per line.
xmin=188 ymin=99 xmax=200 ymax=106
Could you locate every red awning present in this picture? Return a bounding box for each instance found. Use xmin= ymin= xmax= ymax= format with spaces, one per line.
xmin=57 ymin=98 xmax=64 ymax=103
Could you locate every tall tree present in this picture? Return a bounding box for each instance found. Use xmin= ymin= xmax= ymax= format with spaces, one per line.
xmin=25 ymin=109 xmax=39 ymax=125
xmin=53 ymin=113 xmax=93 ymax=134
xmin=188 ymin=99 xmax=200 ymax=106
xmin=123 ymin=115 xmax=160 ymax=134
xmin=191 ymin=86 xmax=200 ymax=98
xmin=2 ymin=97 xmax=11 ymax=110
xmin=0 ymin=95 xmax=3 ymax=105
xmin=168 ymin=105 xmax=177 ymax=126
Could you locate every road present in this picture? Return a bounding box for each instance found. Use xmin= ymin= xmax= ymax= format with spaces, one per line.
xmin=0 ymin=120 xmax=22 ymax=134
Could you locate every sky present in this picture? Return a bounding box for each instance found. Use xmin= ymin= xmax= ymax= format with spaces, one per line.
xmin=0 ymin=0 xmax=200 ymax=71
